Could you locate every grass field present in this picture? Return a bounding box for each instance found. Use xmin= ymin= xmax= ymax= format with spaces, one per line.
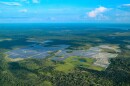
xmin=54 ymin=56 xmax=104 ymax=72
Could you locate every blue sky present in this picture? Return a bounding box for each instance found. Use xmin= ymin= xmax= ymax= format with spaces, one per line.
xmin=0 ymin=0 xmax=130 ymax=23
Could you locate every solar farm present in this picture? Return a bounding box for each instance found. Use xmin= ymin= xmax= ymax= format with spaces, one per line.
xmin=6 ymin=44 xmax=120 ymax=68
xmin=6 ymin=44 xmax=69 ymax=59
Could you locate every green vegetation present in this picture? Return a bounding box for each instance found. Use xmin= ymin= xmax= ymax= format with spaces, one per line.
xmin=41 ymin=81 xmax=52 ymax=86
xmin=0 ymin=53 xmax=130 ymax=86
xmin=54 ymin=56 xmax=104 ymax=72
xmin=55 ymin=63 xmax=74 ymax=73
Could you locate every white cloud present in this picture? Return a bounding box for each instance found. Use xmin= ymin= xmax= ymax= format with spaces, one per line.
xmin=87 ymin=6 xmax=108 ymax=18
xmin=32 ymin=0 xmax=39 ymax=3
xmin=0 ymin=2 xmax=21 ymax=6
xmin=19 ymin=9 xmax=28 ymax=13
xmin=122 ymin=4 xmax=130 ymax=7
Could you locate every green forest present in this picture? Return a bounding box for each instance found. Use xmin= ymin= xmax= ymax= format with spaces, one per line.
xmin=0 ymin=52 xmax=130 ymax=86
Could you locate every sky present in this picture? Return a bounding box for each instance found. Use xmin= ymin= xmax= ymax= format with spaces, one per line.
xmin=0 ymin=0 xmax=130 ymax=23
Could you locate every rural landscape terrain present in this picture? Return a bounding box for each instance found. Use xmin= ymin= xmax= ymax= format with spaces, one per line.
xmin=0 ymin=23 xmax=130 ymax=86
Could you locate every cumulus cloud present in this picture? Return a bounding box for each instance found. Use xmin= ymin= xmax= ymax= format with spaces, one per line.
xmin=32 ymin=0 xmax=39 ymax=3
xmin=87 ymin=6 xmax=108 ymax=18
xmin=19 ymin=9 xmax=28 ymax=13
xmin=0 ymin=2 xmax=21 ymax=6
